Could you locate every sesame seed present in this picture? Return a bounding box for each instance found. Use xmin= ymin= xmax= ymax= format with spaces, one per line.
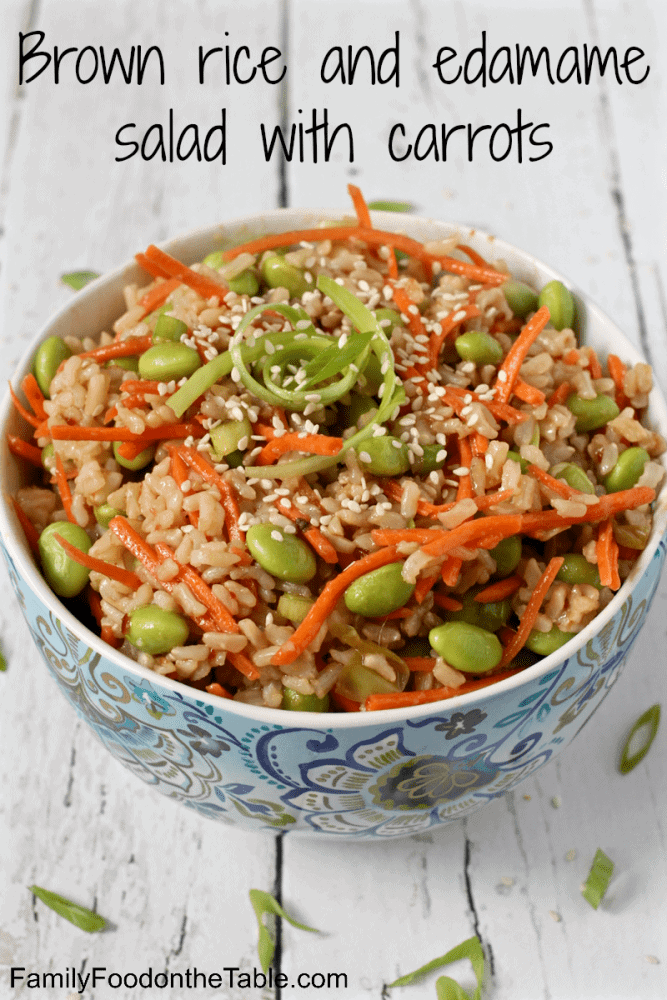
xmin=645 ymin=956 xmax=660 ymax=965
xmin=359 ymin=452 xmax=372 ymax=463
xmin=452 ymin=467 xmax=468 ymax=476
xmin=498 ymin=369 xmax=508 ymax=382
xmin=270 ymin=530 xmax=283 ymax=542
xmin=551 ymin=795 xmax=561 ymax=809
xmin=296 ymin=319 xmax=311 ymax=330
xmin=230 ymin=367 xmax=241 ymax=383
xmin=452 ymin=309 xmax=468 ymax=323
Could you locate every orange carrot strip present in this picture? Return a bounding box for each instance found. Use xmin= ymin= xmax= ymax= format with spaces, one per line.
xmin=329 ymin=690 xmax=362 ymax=713
xmin=54 ymin=533 xmax=142 ymax=589
xmin=403 ymin=657 xmax=437 ymax=672
xmin=348 ymin=183 xmax=372 ymax=228
xmin=135 ymin=252 xmax=171 ymax=279
xmin=386 ymin=247 xmax=399 ymax=280
xmin=596 ymin=519 xmax=621 ymax=590
xmin=54 ymin=454 xmax=77 ymax=524
xmin=607 ymin=354 xmax=629 ymax=410
xmin=272 ymin=546 xmax=404 ymax=666
xmin=8 ymin=383 xmax=40 ymax=428
xmin=513 ymin=379 xmax=546 ymax=406
xmin=205 ymin=682 xmax=233 ymax=700
xmin=227 ymin=651 xmax=260 ymax=681
xmin=364 ymin=670 xmax=523 ymax=711
xmin=433 ymin=591 xmax=463 ymax=612
xmin=456 ymin=437 xmax=474 ymax=501
xmin=116 ymin=440 xmax=153 ymax=462
xmin=11 ymin=498 xmax=40 ymax=555
xmin=279 ymin=503 xmax=338 ymax=564
xmin=527 ymin=464 xmax=579 ymax=500
xmin=500 ymin=557 xmax=564 ymax=667
xmin=563 ymin=349 xmax=580 ymax=365
xmin=144 ymin=245 xmax=228 ymax=301
xmin=154 ymin=542 xmax=240 ymax=633
xmin=371 ymin=607 xmax=413 ymax=621
xmin=20 ymin=374 xmax=48 ymax=421
xmin=426 ymin=303 xmax=481 ymax=369
xmin=78 ymin=335 xmax=154 ymax=364
xmin=546 ymin=382 xmax=571 ymax=407
xmin=255 ymin=433 xmax=343 ymax=466
xmin=617 ymin=544 xmax=640 ymax=562
xmin=442 ymin=385 xmax=528 ymax=426
xmin=456 ymin=244 xmax=489 ymax=268
xmin=471 ymin=433 xmax=489 ymax=457
xmin=7 ymin=434 xmax=43 ymax=467
xmin=176 ymin=446 xmax=244 ymax=545
xmin=222 ymin=226 xmax=435 ymax=267
xmin=520 ymin=487 xmax=655 ymax=534
xmin=420 ymin=514 xmax=523 ymax=559
xmin=494 ymin=306 xmax=551 ymax=404
xmin=390 ymin=283 xmax=429 ymax=342
xmin=474 ymin=576 xmax=522 ymax=602
xmin=587 ymin=348 xmax=602 ymax=380
xmin=119 ymin=379 xmax=164 ymax=395
xmin=137 ymin=275 xmax=181 ymax=315
xmin=414 ymin=573 xmax=439 ymax=604
xmin=49 ymin=422 xmax=203 ymax=442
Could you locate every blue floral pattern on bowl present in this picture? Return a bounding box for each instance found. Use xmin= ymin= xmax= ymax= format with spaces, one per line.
xmin=2 ymin=536 xmax=664 ymax=838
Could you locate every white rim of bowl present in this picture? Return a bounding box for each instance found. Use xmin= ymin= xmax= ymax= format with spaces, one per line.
xmin=2 ymin=207 xmax=667 ymax=730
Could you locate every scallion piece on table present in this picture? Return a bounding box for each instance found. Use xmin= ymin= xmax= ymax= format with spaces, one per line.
xmin=388 ymin=935 xmax=485 ymax=1000
xmin=580 ymin=849 xmax=614 ymax=909
xmin=619 ymin=704 xmax=660 ymax=773
xmin=0 ymin=648 xmax=6 ymax=671
xmin=29 ymin=885 xmax=107 ymax=932
xmin=249 ymin=890 xmax=318 ymax=974
xmin=61 ymin=271 xmax=100 ymax=290
xmin=366 ymin=200 xmax=412 ymax=213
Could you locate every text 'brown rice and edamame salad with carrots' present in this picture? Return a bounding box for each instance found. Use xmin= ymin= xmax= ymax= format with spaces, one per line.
xmin=9 ymin=187 xmax=665 ymax=712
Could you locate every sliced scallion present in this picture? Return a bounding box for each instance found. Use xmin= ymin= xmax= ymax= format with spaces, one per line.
xmin=61 ymin=271 xmax=100 ymax=290
xmin=367 ymin=200 xmax=412 ymax=213
xmin=580 ymin=849 xmax=614 ymax=909
xmin=29 ymin=885 xmax=107 ymax=932
xmin=249 ymin=889 xmax=318 ymax=974
xmin=619 ymin=704 xmax=660 ymax=774
xmin=388 ymin=936 xmax=485 ymax=1000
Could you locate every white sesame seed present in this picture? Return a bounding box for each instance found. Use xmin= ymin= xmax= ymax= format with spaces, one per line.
xmin=296 ymin=319 xmax=311 ymax=330
xmin=498 ymin=369 xmax=508 ymax=382
xmin=645 ymin=956 xmax=660 ymax=965
xmin=359 ymin=452 xmax=372 ymax=463
xmin=270 ymin=530 xmax=283 ymax=542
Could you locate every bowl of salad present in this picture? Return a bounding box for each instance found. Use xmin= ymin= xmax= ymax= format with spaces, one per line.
xmin=2 ymin=190 xmax=666 ymax=837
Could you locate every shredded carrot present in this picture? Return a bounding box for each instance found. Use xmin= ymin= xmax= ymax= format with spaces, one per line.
xmin=442 ymin=385 xmax=528 ymax=426
xmin=513 ymin=379 xmax=546 ymax=406
xmin=48 ymin=422 xmax=203 ymax=443
xmin=137 ymin=275 xmax=181 ymax=316
xmin=119 ymin=379 xmax=165 ymax=395
xmin=272 ymin=546 xmax=404 ymax=666
xmin=371 ymin=607 xmax=413 ymax=621
xmin=607 ymin=354 xmax=630 ymax=410
xmin=8 ymin=382 xmax=40 ymax=428
xmin=329 ymin=690 xmax=361 ymax=713
xmin=457 ymin=244 xmax=488 ymax=268
xmin=456 ymin=436 xmax=474 ymax=501
xmin=546 ymin=382 xmax=571 ymax=408
xmin=154 ymin=542 xmax=240 ymax=633
xmin=596 ymin=519 xmax=621 ymax=590
xmin=135 ymin=251 xmax=171 ymax=279
xmin=390 ymin=283 xmax=428 ymax=343
xmin=440 ymin=558 xmax=463 ymax=589
xmin=520 ymin=487 xmax=655 ymax=535
xmin=278 ymin=503 xmax=338 ymax=564
xmin=420 ymin=514 xmax=523 ymax=560
xmin=587 ymin=348 xmax=603 ymax=380
xmin=11 ymin=498 xmax=40 ymax=555
xmin=7 ymin=434 xmax=43 ymax=467
xmin=500 ymin=557 xmax=564 ymax=667
xmin=471 ymin=433 xmax=489 ymax=457
xmin=364 ymin=670 xmax=523 ymax=711
xmin=205 ymin=681 xmax=233 ymax=699
xmin=143 ymin=245 xmax=228 ymax=301
xmin=563 ymin=349 xmax=580 ymax=365
xmin=227 ymin=651 xmax=260 ymax=681
xmin=176 ymin=446 xmax=244 ymax=545
xmin=54 ymin=533 xmax=142 ymax=589
xmin=78 ymin=335 xmax=154 ymax=364
xmin=433 ymin=592 xmax=463 ymax=612
xmin=255 ymin=433 xmax=343 ymax=466
xmin=527 ymin=464 xmax=580 ymax=500
xmin=348 ymin=183 xmax=372 ymax=229
xmin=54 ymin=454 xmax=77 ymax=524
xmin=20 ymin=374 xmax=48 ymax=421
xmin=425 ymin=300 xmax=480 ymax=371
xmin=474 ymin=576 xmax=522 ymax=602
xmin=115 ymin=439 xmax=154 ymax=462
xmin=414 ymin=573 xmax=439 ymax=604
xmin=617 ymin=544 xmax=640 ymax=562
xmin=403 ymin=657 xmax=437 ymax=672
xmin=494 ymin=306 xmax=551 ymax=404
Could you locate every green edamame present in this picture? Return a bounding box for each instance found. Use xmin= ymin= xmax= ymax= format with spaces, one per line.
xmin=335 ymin=658 xmax=400 ymax=701
xmin=246 ymin=524 xmax=317 ymax=583
xmin=428 ymin=621 xmax=503 ymax=673
xmin=400 ymin=637 xmax=433 ymax=658
xmin=502 ymin=280 xmax=539 ymax=318
xmin=613 ymin=521 xmax=650 ymax=550
xmin=556 ymin=553 xmax=601 ymax=588
xmin=228 ymin=269 xmax=260 ymax=296
xmin=108 ymin=356 xmax=139 ymax=373
xmin=94 ymin=502 xmax=123 ymax=529
xmin=524 ymin=626 xmax=575 ymax=656
xmin=490 ymin=536 xmax=522 ymax=578
xmin=439 ymin=587 xmax=512 ymax=632
xmin=356 ymin=435 xmax=410 ymax=476
xmin=125 ymin=606 xmax=189 ymax=655
xmin=282 ymin=688 xmax=330 ymax=712
xmin=538 ymin=280 xmax=575 ymax=331
xmin=277 ymin=593 xmax=314 ymax=623
xmin=152 ymin=314 xmax=188 ymax=343
xmin=604 ymin=447 xmax=649 ymax=494
xmin=38 ymin=521 xmax=92 ymax=598
xmin=566 ymin=393 xmax=620 ymax=433
xmin=345 ymin=394 xmax=378 ymax=429
xmin=33 ymin=336 xmax=72 ymax=398
xmin=203 ymin=250 xmax=225 ymax=269
xmin=138 ymin=343 xmax=201 ymax=381
xmin=260 ymin=254 xmax=313 ymax=298
xmin=551 ymin=462 xmax=595 ymax=494
xmin=344 ymin=562 xmax=414 ymax=617
xmin=454 ymin=331 xmax=504 ymax=366
xmin=210 ymin=416 xmax=252 ymax=458
xmin=113 ymin=441 xmax=155 ymax=471
xmin=411 ymin=443 xmax=447 ymax=475
xmin=224 ymin=449 xmax=245 ymax=469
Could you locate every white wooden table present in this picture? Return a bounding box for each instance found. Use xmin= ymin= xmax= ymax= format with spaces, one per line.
xmin=1 ymin=3 xmax=665 ymax=998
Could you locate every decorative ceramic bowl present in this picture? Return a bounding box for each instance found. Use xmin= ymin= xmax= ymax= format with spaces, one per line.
xmin=2 ymin=211 xmax=666 ymax=839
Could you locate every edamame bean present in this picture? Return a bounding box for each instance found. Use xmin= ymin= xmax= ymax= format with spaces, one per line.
xmin=203 ymin=250 xmax=225 ymax=269
xmin=556 ymin=553 xmax=601 ymax=588
xmin=490 ymin=536 xmax=522 ymax=577
xmin=33 ymin=336 xmax=72 ymax=398
xmin=225 ymin=449 xmax=245 ymax=469
xmin=613 ymin=521 xmax=650 ymax=550
xmin=344 ymin=562 xmax=415 ymax=617
xmin=108 ymin=356 xmax=139 ymax=373
xmin=551 ymin=462 xmax=595 ymax=494
xmin=138 ymin=343 xmax=201 ymax=381
xmin=454 ymin=331 xmax=504 ymax=366
xmin=152 ymin=315 xmax=188 ymax=343
xmin=228 ymin=269 xmax=259 ymax=296
xmin=400 ymin=637 xmax=433 ymax=658
xmin=38 ymin=521 xmax=92 ymax=598
xmin=113 ymin=441 xmax=155 ymax=471
xmin=411 ymin=443 xmax=447 ymax=475
xmin=566 ymin=393 xmax=620 ymax=433
xmin=538 ymin=280 xmax=575 ymax=331
xmin=246 ymin=524 xmax=317 ymax=583
xmin=277 ymin=593 xmax=314 ymax=623
xmin=525 ymin=626 xmax=575 ymax=656
xmin=356 ymin=435 xmax=410 ymax=476
xmin=260 ymin=254 xmax=313 ymax=298
xmin=604 ymin=447 xmax=649 ymax=494
xmin=282 ymin=688 xmax=330 ymax=712
xmin=439 ymin=587 xmax=512 ymax=632
xmin=210 ymin=416 xmax=252 ymax=458
xmin=125 ymin=606 xmax=189 ymax=655
xmin=502 ymin=280 xmax=539 ymax=318
xmin=345 ymin=394 xmax=378 ymax=429
xmin=428 ymin=621 xmax=503 ymax=673
xmin=94 ymin=502 xmax=123 ymax=528
xmin=336 ymin=658 xmax=399 ymax=701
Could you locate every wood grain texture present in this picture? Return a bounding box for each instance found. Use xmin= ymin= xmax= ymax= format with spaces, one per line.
xmin=0 ymin=2 xmax=665 ymax=998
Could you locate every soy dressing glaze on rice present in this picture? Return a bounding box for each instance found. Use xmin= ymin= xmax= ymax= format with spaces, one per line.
xmin=10 ymin=187 xmax=665 ymax=713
